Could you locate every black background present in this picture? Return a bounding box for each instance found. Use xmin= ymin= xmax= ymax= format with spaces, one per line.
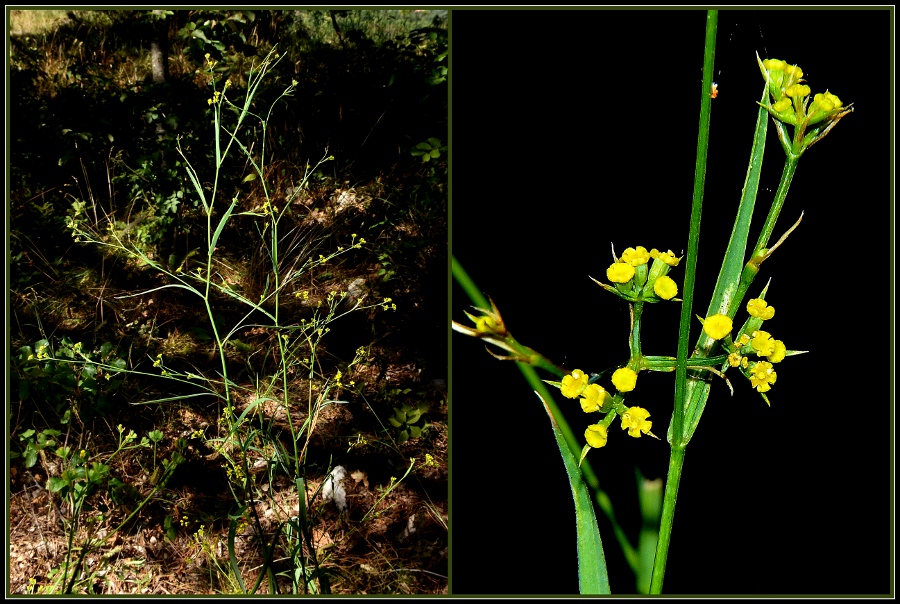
xmin=449 ymin=9 xmax=891 ymax=596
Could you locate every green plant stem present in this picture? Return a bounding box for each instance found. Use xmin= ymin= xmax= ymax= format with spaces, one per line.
xmin=749 ymin=154 xmax=799 ymax=262
xmin=672 ymin=9 xmax=717 ymax=445
xmin=651 ymin=9 xmax=717 ymax=594
xmin=649 ymin=444 xmax=685 ymax=594
xmin=629 ymin=302 xmax=644 ymax=360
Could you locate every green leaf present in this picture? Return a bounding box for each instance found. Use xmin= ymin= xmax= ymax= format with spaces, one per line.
xmin=164 ymin=515 xmax=178 ymax=542
xmin=227 ymin=514 xmax=248 ymax=593
xmin=672 ymin=86 xmax=772 ymax=447
xmin=24 ymin=444 xmax=38 ymax=468
xmin=48 ymin=476 xmax=69 ymax=493
xmin=242 ymin=173 xmax=257 ymax=183
xmin=228 ymin=339 xmax=253 ymax=352
xmin=209 ymin=200 xmax=238 ymax=257
xmin=537 ymin=391 xmax=610 ymax=594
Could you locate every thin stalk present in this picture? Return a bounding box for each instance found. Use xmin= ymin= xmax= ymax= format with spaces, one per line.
xmin=629 ymin=301 xmax=644 ymax=360
xmin=732 ymin=157 xmax=799 ymax=315
xmin=649 ymin=445 xmax=686 ymax=594
xmin=651 ymin=9 xmax=717 ymax=594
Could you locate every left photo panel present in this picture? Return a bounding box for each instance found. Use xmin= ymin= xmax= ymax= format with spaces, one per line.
xmin=8 ymin=9 xmax=447 ymax=595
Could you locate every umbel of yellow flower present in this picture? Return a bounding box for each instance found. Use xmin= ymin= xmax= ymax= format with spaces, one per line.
xmin=620 ymin=406 xmax=652 ymax=438
xmin=747 ymin=298 xmax=775 ymax=320
xmin=650 ymin=249 xmax=682 ymax=266
xmin=654 ymin=275 xmax=678 ymax=300
xmin=580 ymin=383 xmax=608 ymax=413
xmin=620 ymin=246 xmax=650 ymax=266
xmin=768 ymin=340 xmax=787 ymax=363
xmin=611 ymin=367 xmax=638 ymax=393
xmin=585 ymin=424 xmax=608 ymax=448
xmin=607 ymin=262 xmax=635 ymax=284
xmin=749 ymin=361 xmax=777 ymax=392
xmin=561 ymin=369 xmax=589 ymax=399
xmin=750 ymin=330 xmax=776 ymax=356
xmin=701 ymin=314 xmax=732 ymax=341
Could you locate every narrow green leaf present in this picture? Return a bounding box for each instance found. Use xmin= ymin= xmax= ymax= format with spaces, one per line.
xmin=672 ymin=86 xmax=771 ymax=447
xmin=182 ymin=158 xmax=209 ymax=214
xmin=704 ymin=84 xmax=770 ymax=322
xmin=536 ymin=391 xmax=610 ymax=595
xmin=128 ymin=391 xmax=215 ymax=405
xmin=209 ymin=200 xmax=238 ymax=257
xmin=228 ymin=515 xmax=248 ymax=593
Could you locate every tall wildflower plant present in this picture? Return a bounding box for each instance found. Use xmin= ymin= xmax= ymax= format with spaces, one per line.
xmin=453 ymin=12 xmax=858 ymax=594
xmin=63 ymin=48 xmax=394 ymax=594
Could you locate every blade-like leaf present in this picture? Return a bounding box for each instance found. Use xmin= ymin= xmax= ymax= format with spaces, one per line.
xmin=536 ymin=391 xmax=610 ymax=595
xmin=210 ymin=200 xmax=238 ymax=257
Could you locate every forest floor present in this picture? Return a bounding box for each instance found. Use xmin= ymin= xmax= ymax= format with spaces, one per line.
xmin=9 ymin=178 xmax=448 ymax=594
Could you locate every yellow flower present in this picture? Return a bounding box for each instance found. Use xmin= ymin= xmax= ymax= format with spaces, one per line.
xmin=807 ymin=91 xmax=845 ymax=125
xmin=650 ymin=249 xmax=682 ymax=266
xmin=768 ymin=340 xmax=787 ymax=363
xmin=620 ymin=246 xmax=650 ymax=266
xmin=585 ymin=424 xmax=608 ymax=448
xmin=773 ymin=98 xmax=792 ymax=113
xmin=785 ymin=83 xmax=811 ymax=98
xmin=611 ymin=367 xmax=638 ymax=393
xmin=620 ymin=407 xmax=652 ymax=438
xmin=746 ymin=298 xmax=775 ymax=320
xmin=702 ymin=314 xmax=732 ymax=340
xmin=728 ymin=352 xmax=743 ymax=368
xmin=749 ymin=361 xmax=777 ymax=392
xmin=561 ymin=369 xmax=589 ymax=399
xmin=654 ymin=275 xmax=678 ymax=300
xmin=607 ymin=262 xmax=635 ymax=284
xmin=750 ymin=330 xmax=776 ymax=356
xmin=579 ymin=384 xmax=607 ymax=413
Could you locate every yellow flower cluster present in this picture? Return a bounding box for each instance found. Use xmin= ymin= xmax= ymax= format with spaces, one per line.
xmin=556 ymin=368 xmax=653 ymax=452
xmin=759 ymin=56 xmax=850 ymax=136
xmin=700 ymin=297 xmax=792 ymax=397
xmin=602 ymin=246 xmax=682 ymax=302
